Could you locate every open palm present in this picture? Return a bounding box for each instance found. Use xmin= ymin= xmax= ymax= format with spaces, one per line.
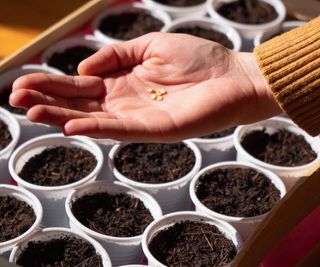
xmin=11 ymin=33 xmax=280 ymax=141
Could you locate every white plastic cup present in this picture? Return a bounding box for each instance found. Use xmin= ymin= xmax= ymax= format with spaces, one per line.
xmin=142 ymin=211 xmax=242 ymax=267
xmin=142 ymin=0 xmax=208 ymax=19
xmin=162 ymin=17 xmax=242 ymax=51
xmin=234 ymin=117 xmax=320 ymax=190
xmin=9 ymin=227 xmax=112 ymax=266
xmin=189 ymin=161 xmax=286 ymax=240
xmin=254 ymin=20 xmax=305 ymax=47
xmin=41 ymin=34 xmax=106 ymax=73
xmin=9 ymin=133 xmax=103 ymax=227
xmin=207 ymin=0 xmax=286 ymax=51
xmin=109 ymin=141 xmax=202 ymax=214
xmin=93 ymin=2 xmax=172 ymax=44
xmin=191 ymin=130 xmax=236 ymax=168
xmin=0 ymin=184 xmax=42 ymax=256
xmin=66 ymin=181 xmax=162 ymax=266
xmin=0 ymin=64 xmax=63 ymax=145
xmin=0 ymin=108 xmax=20 ymax=184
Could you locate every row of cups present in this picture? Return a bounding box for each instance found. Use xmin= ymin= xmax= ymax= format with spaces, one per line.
xmin=0 ymin=1 xmax=302 ymax=82
xmin=1 ymin=180 xmax=241 ymax=267
xmin=38 ymin=1 xmax=300 ymax=62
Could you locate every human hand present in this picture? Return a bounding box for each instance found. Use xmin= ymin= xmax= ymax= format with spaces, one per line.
xmin=10 ymin=32 xmax=281 ymax=142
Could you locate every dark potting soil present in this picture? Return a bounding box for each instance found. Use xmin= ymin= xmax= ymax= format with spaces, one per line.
xmin=217 ymin=0 xmax=278 ymax=24
xmin=173 ymin=26 xmax=234 ymax=49
xmin=114 ymin=143 xmax=196 ymax=183
xmin=18 ymin=146 xmax=97 ymax=186
xmin=153 ymin=0 xmax=205 ymax=7
xmin=0 ymin=87 xmax=27 ymax=115
xmin=196 ymin=167 xmax=281 ymax=217
xmin=0 ymin=196 xmax=36 ymax=242
xmin=98 ymin=11 xmax=164 ymax=41
xmin=241 ymin=129 xmax=317 ymax=166
xmin=200 ymin=127 xmax=236 ymax=139
xmin=16 ymin=235 xmax=103 ymax=267
xmin=71 ymin=192 xmax=153 ymax=237
xmin=0 ymin=119 xmax=12 ymax=151
xmin=47 ymin=46 xmax=97 ymax=75
xmin=149 ymin=220 xmax=237 ymax=266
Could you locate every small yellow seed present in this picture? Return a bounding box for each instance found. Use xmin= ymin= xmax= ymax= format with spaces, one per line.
xmin=151 ymin=94 xmax=157 ymax=100
xmin=146 ymin=87 xmax=154 ymax=93
xmin=159 ymin=89 xmax=166 ymax=95
xmin=156 ymin=95 xmax=163 ymax=101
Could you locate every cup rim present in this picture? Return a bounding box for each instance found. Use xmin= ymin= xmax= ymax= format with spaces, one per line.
xmin=0 ymin=184 xmax=43 ymax=249
xmin=189 ymin=161 xmax=286 ymax=222
xmin=8 ymin=133 xmax=104 ymax=191
xmin=0 ymin=107 xmax=20 ymax=158
xmin=142 ymin=0 xmax=208 ymax=12
xmin=109 ymin=140 xmax=202 ymax=190
xmin=65 ymin=180 xmax=163 ymax=243
xmin=233 ymin=117 xmax=320 ymax=171
xmin=253 ymin=20 xmax=306 ymax=47
xmin=207 ymin=0 xmax=286 ymax=31
xmin=141 ymin=211 xmax=242 ymax=266
xmin=92 ymin=2 xmax=172 ymax=44
xmin=9 ymin=227 xmax=112 ymax=266
xmin=41 ymin=35 xmax=105 ymax=72
xmin=162 ymin=16 xmax=242 ymax=51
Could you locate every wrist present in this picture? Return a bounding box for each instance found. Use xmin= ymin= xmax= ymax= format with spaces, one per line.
xmin=236 ymin=52 xmax=282 ymax=118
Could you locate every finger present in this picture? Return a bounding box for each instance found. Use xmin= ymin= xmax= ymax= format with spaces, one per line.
xmin=78 ymin=32 xmax=156 ymax=76
xmin=10 ymin=89 xmax=103 ymax=112
xmin=12 ymin=73 xmax=106 ymax=98
xmin=63 ymin=117 xmax=166 ymax=142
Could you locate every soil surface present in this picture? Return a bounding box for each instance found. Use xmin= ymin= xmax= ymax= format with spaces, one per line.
xmin=98 ymin=11 xmax=164 ymax=40
xmin=149 ymin=220 xmax=237 ymax=266
xmin=16 ymin=235 xmax=102 ymax=267
xmin=196 ymin=167 xmax=281 ymax=217
xmin=200 ymin=127 xmax=236 ymax=139
xmin=18 ymin=146 xmax=97 ymax=186
xmin=48 ymin=46 xmax=97 ymax=75
xmin=0 ymin=87 xmax=27 ymax=115
xmin=71 ymin=192 xmax=153 ymax=237
xmin=154 ymin=0 xmax=205 ymax=7
xmin=241 ymin=129 xmax=317 ymax=166
xmin=0 ymin=119 xmax=12 ymax=151
xmin=0 ymin=196 xmax=36 ymax=242
xmin=173 ymin=26 xmax=234 ymax=49
xmin=114 ymin=143 xmax=196 ymax=183
xmin=217 ymin=0 xmax=278 ymax=24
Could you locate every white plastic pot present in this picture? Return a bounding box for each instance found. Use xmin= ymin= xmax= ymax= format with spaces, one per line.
xmin=41 ymin=34 xmax=105 ymax=72
xmin=189 ymin=161 xmax=286 ymax=240
xmin=0 ymin=108 xmax=20 ymax=184
xmin=142 ymin=0 xmax=208 ymax=19
xmin=93 ymin=2 xmax=171 ymax=44
xmin=142 ymin=211 xmax=242 ymax=267
xmin=109 ymin=141 xmax=202 ymax=214
xmin=66 ymin=181 xmax=162 ymax=266
xmin=9 ymin=133 xmax=103 ymax=227
xmin=9 ymin=227 xmax=112 ymax=266
xmin=207 ymin=0 xmax=286 ymax=51
xmin=163 ymin=17 xmax=242 ymax=51
xmin=0 ymin=184 xmax=42 ymax=255
xmin=0 ymin=64 xmax=63 ymax=144
xmin=254 ymin=20 xmax=306 ymax=47
xmin=191 ymin=129 xmax=236 ymax=168
xmin=234 ymin=117 xmax=320 ymax=190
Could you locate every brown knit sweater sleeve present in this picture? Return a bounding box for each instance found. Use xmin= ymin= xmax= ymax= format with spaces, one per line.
xmin=254 ymin=16 xmax=320 ymax=136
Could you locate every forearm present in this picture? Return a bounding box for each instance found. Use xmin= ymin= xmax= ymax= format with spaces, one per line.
xmin=254 ymin=16 xmax=320 ymax=136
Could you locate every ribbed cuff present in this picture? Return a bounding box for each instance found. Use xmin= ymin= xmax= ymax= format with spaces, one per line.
xmin=254 ymin=16 xmax=320 ymax=136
